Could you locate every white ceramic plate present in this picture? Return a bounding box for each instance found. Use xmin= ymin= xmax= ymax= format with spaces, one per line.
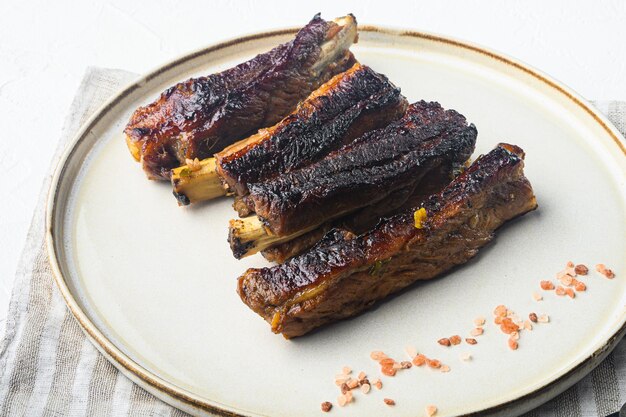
xmin=47 ymin=26 xmax=626 ymax=416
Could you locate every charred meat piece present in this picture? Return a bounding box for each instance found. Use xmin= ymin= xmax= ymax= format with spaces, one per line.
xmin=229 ymin=101 xmax=477 ymax=258
xmin=172 ymin=63 xmax=408 ymax=205
xmin=238 ymin=143 xmax=538 ymax=338
xmin=216 ymin=63 xmax=408 ymax=197
xmin=261 ymin=164 xmax=455 ymax=263
xmin=125 ymin=14 xmax=358 ymax=180
xmin=244 ymin=101 xmax=477 ymax=235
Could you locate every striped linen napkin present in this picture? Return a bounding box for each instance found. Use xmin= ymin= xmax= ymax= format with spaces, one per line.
xmin=0 ymin=67 xmax=624 ymax=416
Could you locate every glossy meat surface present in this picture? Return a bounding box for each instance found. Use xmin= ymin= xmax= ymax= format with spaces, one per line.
xmin=215 ymin=63 xmax=408 ymax=196
xmin=238 ymin=144 xmax=538 ymax=338
xmin=125 ymin=14 xmax=357 ymax=179
xmin=244 ymin=101 xmax=478 ymax=236
xmin=261 ymin=164 xmax=454 ymax=263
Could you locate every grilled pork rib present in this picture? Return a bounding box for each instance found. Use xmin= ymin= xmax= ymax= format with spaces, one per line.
xmin=229 ymin=101 xmax=477 ymax=258
xmin=172 ymin=63 xmax=408 ymax=205
xmin=125 ymin=14 xmax=358 ymax=180
xmin=261 ymin=164 xmax=454 ymax=263
xmin=216 ymin=64 xmax=408 ymax=197
xmin=238 ymin=144 xmax=538 ymax=338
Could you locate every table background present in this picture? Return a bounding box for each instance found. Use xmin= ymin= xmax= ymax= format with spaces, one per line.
xmin=1 ymin=0 xmax=625 ymax=327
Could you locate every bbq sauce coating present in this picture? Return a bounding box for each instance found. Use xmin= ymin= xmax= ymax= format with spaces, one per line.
xmin=261 ymin=164 xmax=454 ymax=263
xmin=238 ymin=144 xmax=538 ymax=338
xmin=244 ymin=101 xmax=478 ymax=236
xmin=215 ymin=63 xmax=408 ymax=196
xmin=125 ymin=14 xmax=357 ymax=180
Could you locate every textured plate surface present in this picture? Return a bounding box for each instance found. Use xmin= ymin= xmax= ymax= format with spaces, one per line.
xmin=47 ymin=27 xmax=626 ymax=416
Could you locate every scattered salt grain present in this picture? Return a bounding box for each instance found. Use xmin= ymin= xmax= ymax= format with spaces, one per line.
xmin=596 ymin=264 xmax=615 ymax=279
xmin=370 ymin=351 xmax=386 ymax=361
xmin=470 ymin=327 xmax=484 ymax=336
xmin=405 ymin=345 xmax=418 ymax=359
xmin=412 ymin=354 xmax=427 ymax=367
xmin=426 ymin=405 xmax=438 ymax=416
xmin=537 ymin=314 xmax=550 ymax=323
xmin=575 ymin=264 xmax=588 ymax=275
xmin=438 ymin=338 xmax=451 ymax=347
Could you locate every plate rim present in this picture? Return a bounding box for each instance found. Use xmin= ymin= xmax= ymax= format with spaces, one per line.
xmin=45 ymin=24 xmax=626 ymax=416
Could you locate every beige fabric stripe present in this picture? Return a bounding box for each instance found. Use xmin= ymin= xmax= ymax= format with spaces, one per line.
xmin=171 ymin=407 xmax=192 ymax=417
xmin=0 ymin=260 xmax=33 ymax=405
xmin=128 ymin=381 xmax=162 ymax=416
xmin=41 ymin=310 xmax=85 ymax=416
xmin=110 ymin=371 xmax=134 ymax=415
xmin=22 ymin=289 xmax=71 ymax=416
xmin=152 ymin=396 xmax=180 ymax=416
xmin=0 ymin=184 xmax=41 ymax=373
xmin=607 ymin=101 xmax=626 ymax=133
xmin=66 ymin=337 xmax=99 ymax=415
xmin=84 ymin=353 xmax=119 ymax=416
xmin=0 ymin=244 xmax=55 ymax=416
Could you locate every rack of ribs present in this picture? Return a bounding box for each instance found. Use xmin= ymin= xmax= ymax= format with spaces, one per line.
xmin=237 ymin=143 xmax=538 ymax=338
xmin=124 ymin=14 xmax=358 ymax=180
xmin=228 ymin=101 xmax=478 ymax=259
xmin=171 ymin=63 xmax=408 ymax=205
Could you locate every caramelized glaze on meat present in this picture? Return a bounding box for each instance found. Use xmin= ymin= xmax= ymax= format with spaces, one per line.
xmin=242 ymin=101 xmax=478 ymax=237
xmin=261 ymin=164 xmax=454 ymax=263
xmin=125 ymin=14 xmax=358 ymax=179
xmin=238 ymin=144 xmax=538 ymax=338
xmin=214 ymin=63 xmax=408 ymax=197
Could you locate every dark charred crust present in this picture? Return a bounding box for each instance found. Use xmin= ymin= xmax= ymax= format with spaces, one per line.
xmin=238 ymin=143 xmax=538 ymax=338
xmin=245 ymin=101 xmax=478 ymax=237
xmin=125 ymin=14 xmax=356 ymax=180
xmin=261 ymin=164 xmax=455 ymax=262
xmin=228 ymin=226 xmax=252 ymax=260
xmin=215 ymin=64 xmax=408 ymax=196
xmin=231 ymin=241 xmax=251 ymax=260
xmin=173 ymin=191 xmax=191 ymax=206
xmin=132 ymin=127 xmax=151 ymax=136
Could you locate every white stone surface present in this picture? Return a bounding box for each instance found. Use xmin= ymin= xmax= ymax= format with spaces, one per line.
xmin=1 ymin=0 xmax=625 ymax=326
